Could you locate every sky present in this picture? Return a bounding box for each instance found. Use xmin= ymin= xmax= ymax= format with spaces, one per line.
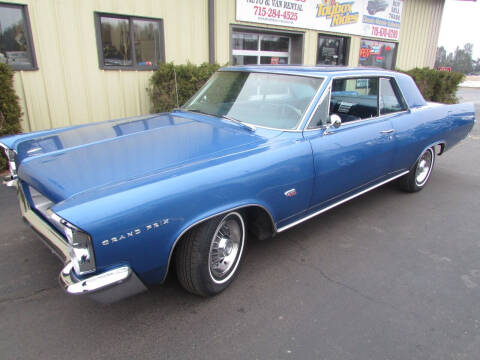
xmin=438 ymin=0 xmax=480 ymax=59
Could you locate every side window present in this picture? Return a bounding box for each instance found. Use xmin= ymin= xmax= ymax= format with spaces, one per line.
xmin=380 ymin=78 xmax=407 ymax=115
xmin=330 ymin=77 xmax=379 ymax=123
xmin=307 ymin=88 xmax=330 ymax=129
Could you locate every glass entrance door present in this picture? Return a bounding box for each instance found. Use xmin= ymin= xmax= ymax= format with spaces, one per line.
xmin=232 ymin=31 xmax=291 ymax=65
xmin=316 ymin=35 xmax=347 ymax=65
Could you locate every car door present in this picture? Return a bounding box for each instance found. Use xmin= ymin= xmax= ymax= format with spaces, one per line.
xmin=303 ymin=76 xmax=397 ymax=209
xmin=379 ymin=76 xmax=428 ymax=172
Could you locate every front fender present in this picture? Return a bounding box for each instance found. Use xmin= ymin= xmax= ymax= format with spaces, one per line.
xmin=52 ymin=132 xmax=314 ymax=285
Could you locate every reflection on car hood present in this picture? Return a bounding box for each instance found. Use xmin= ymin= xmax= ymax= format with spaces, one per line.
xmin=17 ymin=112 xmax=279 ymax=203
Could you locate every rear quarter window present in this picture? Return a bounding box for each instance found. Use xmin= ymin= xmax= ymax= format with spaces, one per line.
xmin=380 ymin=78 xmax=407 ymax=115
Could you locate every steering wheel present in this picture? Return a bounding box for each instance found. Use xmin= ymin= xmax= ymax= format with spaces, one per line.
xmin=281 ymin=103 xmax=302 ymax=118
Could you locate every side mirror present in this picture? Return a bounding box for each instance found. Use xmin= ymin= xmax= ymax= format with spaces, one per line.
xmin=330 ymin=114 xmax=342 ymax=128
xmin=324 ymin=114 xmax=342 ymax=135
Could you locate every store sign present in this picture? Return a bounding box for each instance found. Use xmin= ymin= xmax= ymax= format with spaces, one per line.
xmin=437 ymin=67 xmax=451 ymax=72
xmin=236 ymin=0 xmax=403 ymax=41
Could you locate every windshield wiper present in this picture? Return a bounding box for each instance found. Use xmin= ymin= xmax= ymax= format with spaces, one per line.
xmin=219 ymin=114 xmax=256 ymax=132
xmin=173 ymin=108 xmax=256 ymax=132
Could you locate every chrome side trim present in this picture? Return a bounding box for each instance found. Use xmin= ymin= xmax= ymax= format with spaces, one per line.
xmin=22 ymin=199 xmax=70 ymax=263
xmin=325 ymin=111 xmax=410 ymax=128
xmin=162 ymin=204 xmax=276 ymax=282
xmin=277 ymin=171 xmax=410 ymax=232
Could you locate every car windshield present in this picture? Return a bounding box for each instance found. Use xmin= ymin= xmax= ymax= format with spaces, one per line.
xmin=182 ymin=71 xmax=323 ymax=130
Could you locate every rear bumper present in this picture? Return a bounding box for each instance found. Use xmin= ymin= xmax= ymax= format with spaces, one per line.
xmin=18 ymin=185 xmax=147 ymax=303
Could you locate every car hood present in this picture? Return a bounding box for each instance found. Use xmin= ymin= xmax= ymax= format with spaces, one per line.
xmin=17 ymin=112 xmax=280 ymax=203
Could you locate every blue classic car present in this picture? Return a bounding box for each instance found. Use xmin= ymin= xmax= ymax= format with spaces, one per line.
xmin=0 ymin=66 xmax=475 ymax=303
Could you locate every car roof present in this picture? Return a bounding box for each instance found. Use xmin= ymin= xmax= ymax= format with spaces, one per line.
xmin=220 ymin=65 xmax=398 ymax=78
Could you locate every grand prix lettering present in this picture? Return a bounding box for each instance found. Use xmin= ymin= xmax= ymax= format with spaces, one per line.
xmin=101 ymin=219 xmax=170 ymax=246
xmin=316 ymin=0 xmax=359 ymax=27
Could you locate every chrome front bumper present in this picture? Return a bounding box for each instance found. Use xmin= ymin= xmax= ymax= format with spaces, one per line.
xmin=60 ymin=262 xmax=147 ymax=304
xmin=18 ymin=185 xmax=146 ymax=303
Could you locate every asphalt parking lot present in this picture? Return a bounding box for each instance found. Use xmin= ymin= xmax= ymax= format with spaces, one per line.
xmin=1 ymin=89 xmax=479 ymax=360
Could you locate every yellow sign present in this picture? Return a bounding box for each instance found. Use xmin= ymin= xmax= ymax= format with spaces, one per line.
xmin=316 ymin=1 xmax=359 ymax=27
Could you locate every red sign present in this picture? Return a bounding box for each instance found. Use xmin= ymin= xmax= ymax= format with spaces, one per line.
xmin=437 ymin=67 xmax=452 ymax=72
xmin=359 ymin=48 xmax=371 ymax=58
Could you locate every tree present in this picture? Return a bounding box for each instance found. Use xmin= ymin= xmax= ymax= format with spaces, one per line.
xmin=435 ymin=43 xmax=477 ymax=74
xmin=435 ymin=46 xmax=448 ymax=68
xmin=473 ymin=58 xmax=480 ymax=73
xmin=0 ymin=63 xmax=22 ymax=170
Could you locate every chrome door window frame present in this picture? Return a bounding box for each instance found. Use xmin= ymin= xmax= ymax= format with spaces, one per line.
xmin=303 ymin=74 xmax=410 ymax=131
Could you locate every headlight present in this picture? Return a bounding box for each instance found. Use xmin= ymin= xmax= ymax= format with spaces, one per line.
xmin=50 ymin=212 xmax=96 ymax=275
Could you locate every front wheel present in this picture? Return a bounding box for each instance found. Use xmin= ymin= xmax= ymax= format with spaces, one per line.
xmin=398 ymin=147 xmax=436 ymax=192
xmin=175 ymin=212 xmax=246 ymax=296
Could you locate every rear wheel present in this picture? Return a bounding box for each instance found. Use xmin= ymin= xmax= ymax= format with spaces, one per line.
xmin=175 ymin=212 xmax=246 ymax=296
xmin=398 ymin=147 xmax=436 ymax=192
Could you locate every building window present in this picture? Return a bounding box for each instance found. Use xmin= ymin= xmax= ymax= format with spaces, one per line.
xmin=231 ymin=27 xmax=303 ymax=65
xmin=316 ymin=34 xmax=348 ymax=66
xmin=95 ymin=13 xmax=165 ymax=70
xmin=0 ymin=3 xmax=37 ymax=70
xmin=358 ymin=39 xmax=397 ymax=70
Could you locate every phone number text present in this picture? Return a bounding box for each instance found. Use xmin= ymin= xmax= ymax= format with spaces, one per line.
xmin=371 ymin=26 xmax=399 ymax=40
xmin=254 ymin=6 xmax=298 ymax=21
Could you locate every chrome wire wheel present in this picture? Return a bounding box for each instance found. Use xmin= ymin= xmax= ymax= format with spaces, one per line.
xmin=208 ymin=212 xmax=245 ymax=284
xmin=415 ymin=148 xmax=435 ymax=186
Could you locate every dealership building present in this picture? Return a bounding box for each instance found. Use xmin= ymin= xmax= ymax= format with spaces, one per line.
xmin=0 ymin=0 xmax=445 ymax=132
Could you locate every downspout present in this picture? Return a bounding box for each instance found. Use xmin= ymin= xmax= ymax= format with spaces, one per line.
xmin=208 ymin=0 xmax=215 ymax=64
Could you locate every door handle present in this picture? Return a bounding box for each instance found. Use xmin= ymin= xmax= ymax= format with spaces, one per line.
xmin=380 ymin=129 xmax=395 ymax=134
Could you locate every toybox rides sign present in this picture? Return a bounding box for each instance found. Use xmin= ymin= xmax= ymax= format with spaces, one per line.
xmin=236 ymin=0 xmax=403 ymax=41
